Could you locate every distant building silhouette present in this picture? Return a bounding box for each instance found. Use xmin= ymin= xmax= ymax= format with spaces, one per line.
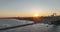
xmin=51 ymin=13 xmax=57 ymax=16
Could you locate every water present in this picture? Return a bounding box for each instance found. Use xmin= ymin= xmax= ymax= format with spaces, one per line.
xmin=0 ymin=19 xmax=33 ymax=28
xmin=0 ymin=19 xmax=60 ymax=32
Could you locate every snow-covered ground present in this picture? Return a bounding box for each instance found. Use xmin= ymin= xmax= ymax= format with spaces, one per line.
xmin=0 ymin=19 xmax=60 ymax=32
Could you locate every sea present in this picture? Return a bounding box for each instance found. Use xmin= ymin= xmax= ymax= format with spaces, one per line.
xmin=0 ymin=19 xmax=60 ymax=32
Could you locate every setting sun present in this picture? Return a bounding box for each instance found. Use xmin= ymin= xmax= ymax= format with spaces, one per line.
xmin=33 ymin=13 xmax=39 ymax=22
xmin=33 ymin=13 xmax=39 ymax=17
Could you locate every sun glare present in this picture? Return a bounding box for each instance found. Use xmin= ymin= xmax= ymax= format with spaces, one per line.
xmin=33 ymin=14 xmax=39 ymax=17
xmin=33 ymin=13 xmax=39 ymax=20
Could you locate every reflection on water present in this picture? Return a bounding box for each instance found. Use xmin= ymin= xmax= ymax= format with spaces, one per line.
xmin=0 ymin=19 xmax=60 ymax=32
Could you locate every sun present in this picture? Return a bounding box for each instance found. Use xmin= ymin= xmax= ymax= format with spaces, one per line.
xmin=33 ymin=14 xmax=39 ymax=17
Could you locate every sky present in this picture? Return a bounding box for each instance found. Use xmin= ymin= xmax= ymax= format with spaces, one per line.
xmin=0 ymin=0 xmax=60 ymax=17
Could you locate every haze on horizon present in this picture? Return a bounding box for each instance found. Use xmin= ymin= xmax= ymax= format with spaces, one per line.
xmin=0 ymin=0 xmax=60 ymax=17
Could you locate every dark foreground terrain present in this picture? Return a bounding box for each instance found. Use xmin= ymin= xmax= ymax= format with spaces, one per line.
xmin=0 ymin=16 xmax=60 ymax=32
